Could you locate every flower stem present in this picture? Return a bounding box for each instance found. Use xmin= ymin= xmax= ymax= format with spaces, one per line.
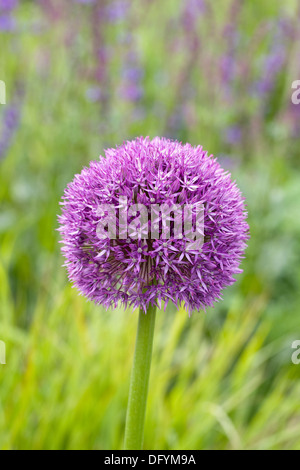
xmin=124 ymin=303 xmax=157 ymax=450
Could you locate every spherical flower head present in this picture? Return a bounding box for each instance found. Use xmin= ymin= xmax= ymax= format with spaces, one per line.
xmin=58 ymin=137 xmax=249 ymax=314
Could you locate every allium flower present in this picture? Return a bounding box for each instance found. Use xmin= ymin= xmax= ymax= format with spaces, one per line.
xmin=59 ymin=137 xmax=249 ymax=314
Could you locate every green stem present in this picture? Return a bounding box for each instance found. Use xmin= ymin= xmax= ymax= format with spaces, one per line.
xmin=124 ymin=303 xmax=157 ymax=450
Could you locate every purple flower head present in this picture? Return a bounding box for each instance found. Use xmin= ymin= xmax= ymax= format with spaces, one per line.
xmin=59 ymin=137 xmax=249 ymax=314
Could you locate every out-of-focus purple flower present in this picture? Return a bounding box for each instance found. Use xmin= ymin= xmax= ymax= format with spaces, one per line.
xmin=73 ymin=0 xmax=95 ymax=4
xmin=221 ymin=55 xmax=236 ymax=85
xmin=277 ymin=17 xmax=295 ymax=40
xmin=0 ymin=13 xmax=15 ymax=30
xmin=219 ymin=1 xmax=242 ymax=99
xmin=168 ymin=109 xmax=185 ymax=136
xmin=182 ymin=0 xmax=205 ymax=29
xmin=220 ymin=20 xmax=240 ymax=93
xmin=59 ymin=137 xmax=249 ymax=314
xmin=117 ymin=31 xmax=132 ymax=45
xmin=119 ymin=56 xmax=144 ymax=102
xmin=285 ymin=102 xmax=300 ymax=139
xmin=252 ymin=18 xmax=288 ymax=99
xmin=0 ymin=104 xmax=22 ymax=161
xmin=0 ymin=0 xmax=18 ymax=11
xmin=0 ymin=0 xmax=18 ymax=31
xmin=254 ymin=46 xmax=286 ymax=96
xmin=121 ymin=66 xmax=144 ymax=82
xmin=225 ymin=125 xmax=242 ymax=145
xmin=106 ymin=0 xmax=129 ymax=23
xmin=217 ymin=154 xmax=241 ymax=172
xmin=119 ymin=83 xmax=143 ymax=102
xmin=86 ymin=86 xmax=103 ymax=103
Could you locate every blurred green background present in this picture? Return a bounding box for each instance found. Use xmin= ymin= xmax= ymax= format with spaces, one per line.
xmin=0 ymin=0 xmax=300 ymax=450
